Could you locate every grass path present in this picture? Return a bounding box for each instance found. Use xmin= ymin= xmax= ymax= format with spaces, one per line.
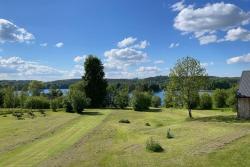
xmin=38 ymin=109 xmax=250 ymax=167
xmin=0 ymin=109 xmax=112 ymax=167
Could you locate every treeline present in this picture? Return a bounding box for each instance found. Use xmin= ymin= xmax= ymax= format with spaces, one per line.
xmin=0 ymin=76 xmax=239 ymax=92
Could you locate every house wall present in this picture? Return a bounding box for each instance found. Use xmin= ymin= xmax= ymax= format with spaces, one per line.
xmin=238 ymin=98 xmax=250 ymax=119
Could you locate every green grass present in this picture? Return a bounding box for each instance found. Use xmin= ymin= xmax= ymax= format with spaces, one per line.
xmin=0 ymin=108 xmax=249 ymax=167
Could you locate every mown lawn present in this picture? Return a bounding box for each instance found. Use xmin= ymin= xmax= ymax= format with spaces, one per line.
xmin=0 ymin=108 xmax=249 ymax=167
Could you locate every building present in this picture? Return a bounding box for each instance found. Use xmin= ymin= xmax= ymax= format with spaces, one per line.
xmin=237 ymin=71 xmax=250 ymax=119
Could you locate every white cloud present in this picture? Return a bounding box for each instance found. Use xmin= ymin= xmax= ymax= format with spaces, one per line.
xmin=225 ymin=27 xmax=250 ymax=41
xmin=55 ymin=42 xmax=64 ymax=48
xmin=198 ymin=35 xmax=218 ymax=45
xmin=133 ymin=40 xmax=150 ymax=49
xmin=137 ymin=66 xmax=160 ymax=73
xmin=227 ymin=53 xmax=250 ymax=64
xmin=171 ymin=0 xmax=186 ymax=12
xmin=117 ymin=37 xmax=137 ymax=48
xmin=104 ymin=37 xmax=153 ymax=78
xmin=173 ymin=2 xmax=250 ymax=44
xmin=169 ymin=42 xmax=179 ymax=48
xmin=154 ymin=60 xmax=164 ymax=64
xmin=0 ymin=56 xmax=65 ymax=80
xmin=40 ymin=43 xmax=48 ymax=47
xmin=73 ymin=55 xmax=87 ymax=63
xmin=201 ymin=61 xmax=214 ymax=67
xmin=104 ymin=47 xmax=147 ymax=70
xmin=0 ymin=19 xmax=34 ymax=43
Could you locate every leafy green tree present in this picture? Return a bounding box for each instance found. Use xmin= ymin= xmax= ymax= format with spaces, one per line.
xmin=28 ymin=81 xmax=44 ymax=96
xmin=63 ymin=97 xmax=73 ymax=113
xmin=105 ymin=85 xmax=116 ymax=107
xmin=114 ymin=88 xmax=129 ymax=109
xmin=212 ymin=89 xmax=228 ymax=108
xmin=68 ymin=81 xmax=90 ymax=113
xmin=3 ymin=86 xmax=15 ymax=108
xmin=50 ymin=99 xmax=58 ymax=112
xmin=19 ymin=90 xmax=28 ymax=108
xmin=83 ymin=55 xmax=107 ymax=108
xmin=0 ymin=88 xmax=4 ymax=107
xmin=226 ymin=86 xmax=238 ymax=111
xmin=200 ymin=93 xmax=212 ymax=109
xmin=168 ymin=57 xmax=207 ymax=118
xmin=48 ymin=85 xmax=63 ymax=99
xmin=131 ymin=91 xmax=152 ymax=111
xmin=151 ymin=96 xmax=161 ymax=108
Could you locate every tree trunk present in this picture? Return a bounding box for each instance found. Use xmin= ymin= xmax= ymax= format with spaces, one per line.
xmin=188 ymin=108 xmax=193 ymax=118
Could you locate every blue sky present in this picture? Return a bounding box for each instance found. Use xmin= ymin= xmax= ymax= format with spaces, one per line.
xmin=0 ymin=0 xmax=250 ymax=81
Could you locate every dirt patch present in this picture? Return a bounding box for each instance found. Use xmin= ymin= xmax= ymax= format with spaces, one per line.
xmin=193 ymin=129 xmax=250 ymax=155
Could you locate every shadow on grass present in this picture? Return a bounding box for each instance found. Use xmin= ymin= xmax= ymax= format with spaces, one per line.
xmin=191 ymin=115 xmax=250 ymax=123
xmin=78 ymin=112 xmax=103 ymax=116
xmin=135 ymin=108 xmax=162 ymax=112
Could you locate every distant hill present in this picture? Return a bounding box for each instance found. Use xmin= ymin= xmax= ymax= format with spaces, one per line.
xmin=0 ymin=75 xmax=239 ymax=91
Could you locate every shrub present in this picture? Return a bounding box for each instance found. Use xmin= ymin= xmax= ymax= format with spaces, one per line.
xmin=151 ymin=96 xmax=161 ymax=108
xmin=146 ymin=137 xmax=164 ymax=152
xmin=12 ymin=112 xmax=24 ymax=120
xmin=39 ymin=109 xmax=46 ymax=116
xmin=199 ymin=93 xmax=212 ymax=109
xmin=226 ymin=86 xmax=237 ymax=111
xmin=167 ymin=128 xmax=174 ymax=139
xmin=63 ymin=98 xmax=73 ymax=113
xmin=212 ymin=89 xmax=228 ymax=108
xmin=114 ymin=89 xmax=129 ymax=109
xmin=50 ymin=99 xmax=58 ymax=112
xmin=145 ymin=122 xmax=151 ymax=126
xmin=24 ymin=96 xmax=50 ymax=109
xmin=68 ymin=82 xmax=91 ymax=113
xmin=118 ymin=119 xmax=130 ymax=123
xmin=27 ymin=111 xmax=35 ymax=119
xmin=131 ymin=91 xmax=151 ymax=111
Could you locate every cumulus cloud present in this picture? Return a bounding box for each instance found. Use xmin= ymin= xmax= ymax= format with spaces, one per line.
xmin=55 ymin=42 xmax=64 ymax=48
xmin=104 ymin=37 xmax=149 ymax=72
xmin=201 ymin=61 xmax=214 ymax=67
xmin=225 ymin=27 xmax=250 ymax=41
xmin=117 ymin=37 xmax=137 ymax=48
xmin=154 ymin=60 xmax=164 ymax=64
xmin=103 ymin=37 xmax=153 ymax=78
xmin=74 ymin=55 xmax=87 ymax=63
xmin=0 ymin=19 xmax=34 ymax=43
xmin=173 ymin=2 xmax=250 ymax=44
xmin=104 ymin=47 xmax=147 ymax=70
xmin=0 ymin=56 xmax=65 ymax=80
xmin=40 ymin=43 xmax=48 ymax=47
xmin=137 ymin=66 xmax=160 ymax=73
xmin=227 ymin=53 xmax=250 ymax=64
xmin=198 ymin=35 xmax=218 ymax=45
xmin=171 ymin=0 xmax=186 ymax=12
xmin=169 ymin=42 xmax=179 ymax=48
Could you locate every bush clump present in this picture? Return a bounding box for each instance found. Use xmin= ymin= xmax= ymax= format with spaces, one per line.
xmin=118 ymin=119 xmax=130 ymax=123
xmin=146 ymin=137 xmax=164 ymax=152
xmin=151 ymin=96 xmax=161 ymax=108
xmin=145 ymin=122 xmax=151 ymax=126
xmin=24 ymin=96 xmax=50 ymax=109
xmin=131 ymin=91 xmax=152 ymax=111
xmin=199 ymin=93 xmax=212 ymax=109
xmin=167 ymin=128 xmax=174 ymax=139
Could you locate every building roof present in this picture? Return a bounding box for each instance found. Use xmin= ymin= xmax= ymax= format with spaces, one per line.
xmin=238 ymin=71 xmax=250 ymax=98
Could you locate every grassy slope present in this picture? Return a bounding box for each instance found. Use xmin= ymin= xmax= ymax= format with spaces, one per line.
xmin=40 ymin=109 xmax=250 ymax=167
xmin=0 ymin=109 xmax=112 ymax=167
xmin=0 ymin=108 xmax=249 ymax=167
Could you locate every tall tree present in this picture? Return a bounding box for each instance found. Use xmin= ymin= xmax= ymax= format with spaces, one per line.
xmin=28 ymin=81 xmax=44 ymax=96
xmin=83 ymin=55 xmax=107 ymax=107
xmin=168 ymin=57 xmax=207 ymax=118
